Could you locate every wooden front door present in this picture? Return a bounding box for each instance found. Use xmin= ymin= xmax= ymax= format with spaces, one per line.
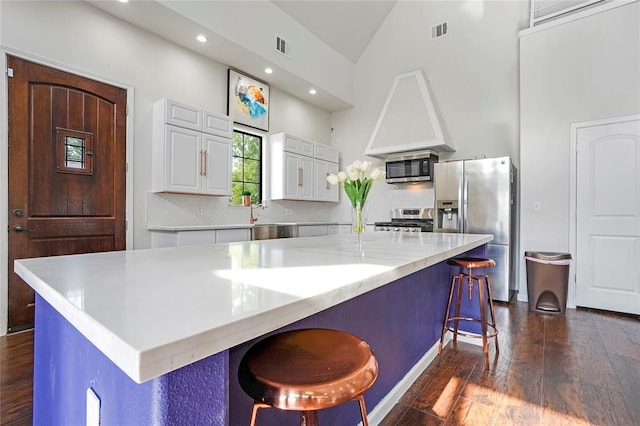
xmin=7 ymin=56 xmax=127 ymax=332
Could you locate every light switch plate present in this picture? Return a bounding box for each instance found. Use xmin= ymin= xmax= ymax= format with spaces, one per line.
xmin=86 ymin=387 xmax=100 ymax=426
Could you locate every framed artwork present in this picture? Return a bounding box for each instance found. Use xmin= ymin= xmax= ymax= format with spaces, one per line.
xmin=227 ymin=69 xmax=270 ymax=132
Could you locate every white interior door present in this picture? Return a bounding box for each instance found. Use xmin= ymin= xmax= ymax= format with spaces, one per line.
xmin=575 ymin=117 xmax=640 ymax=314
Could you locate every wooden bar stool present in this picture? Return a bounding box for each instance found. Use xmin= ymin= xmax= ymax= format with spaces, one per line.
xmin=238 ymin=328 xmax=378 ymax=426
xmin=438 ymin=257 xmax=499 ymax=369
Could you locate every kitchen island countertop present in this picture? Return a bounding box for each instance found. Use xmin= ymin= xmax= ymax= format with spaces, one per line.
xmin=14 ymin=232 xmax=492 ymax=384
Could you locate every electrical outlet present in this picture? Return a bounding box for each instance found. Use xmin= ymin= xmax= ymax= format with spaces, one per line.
xmin=196 ymin=207 xmax=204 ymax=216
xmin=285 ymin=208 xmax=293 ymax=216
xmin=86 ymin=388 xmax=100 ymax=426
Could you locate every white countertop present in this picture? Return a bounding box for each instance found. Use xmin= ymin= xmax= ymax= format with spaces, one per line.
xmin=14 ymin=232 xmax=492 ymax=383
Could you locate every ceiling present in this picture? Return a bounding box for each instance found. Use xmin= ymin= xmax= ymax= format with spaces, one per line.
xmin=88 ymin=0 xmax=397 ymax=112
xmin=272 ymin=1 xmax=397 ymax=63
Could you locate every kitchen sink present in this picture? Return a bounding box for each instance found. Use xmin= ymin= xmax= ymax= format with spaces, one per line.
xmin=251 ymin=224 xmax=298 ymax=240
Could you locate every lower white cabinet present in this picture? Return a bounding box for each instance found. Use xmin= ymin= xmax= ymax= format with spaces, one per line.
xmin=297 ymin=224 xmax=339 ymax=237
xmin=337 ymin=225 xmax=352 ymax=235
xmin=297 ymin=225 xmax=329 ymax=237
xmin=150 ymin=228 xmax=250 ymax=248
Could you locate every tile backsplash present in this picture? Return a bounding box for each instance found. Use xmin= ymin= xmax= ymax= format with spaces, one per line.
xmin=146 ymin=192 xmax=337 ymax=227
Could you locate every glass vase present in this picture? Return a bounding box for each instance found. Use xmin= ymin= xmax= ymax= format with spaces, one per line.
xmin=351 ymin=200 xmax=369 ymax=244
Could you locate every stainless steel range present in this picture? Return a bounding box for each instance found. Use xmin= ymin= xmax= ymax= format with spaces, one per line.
xmin=374 ymin=208 xmax=434 ymax=233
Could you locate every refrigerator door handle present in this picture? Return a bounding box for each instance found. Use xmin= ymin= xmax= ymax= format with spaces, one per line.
xmin=462 ymin=177 xmax=468 ymax=233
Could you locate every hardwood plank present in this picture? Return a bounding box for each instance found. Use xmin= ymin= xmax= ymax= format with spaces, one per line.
xmin=393 ymin=407 xmax=443 ymax=425
xmin=444 ymin=396 xmax=495 ymax=425
xmin=595 ymin=316 xmax=640 ymax=360
xmin=461 ymin=357 xmax=509 ymax=408
xmin=543 ymin=341 xmax=579 ymax=375
xmin=541 ymin=371 xmax=588 ymax=424
xmin=410 ymin=359 xmax=475 ymax=420
xmin=0 ymin=330 xmax=33 ymax=425
xmin=581 ymin=382 xmax=634 ymax=426
xmin=493 ymin=361 xmax=542 ymax=425
xmin=609 ymin=353 xmax=640 ymax=425
xmin=379 ymin=403 xmax=411 ymax=426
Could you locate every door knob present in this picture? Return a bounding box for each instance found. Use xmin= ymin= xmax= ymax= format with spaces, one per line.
xmin=14 ymin=225 xmax=36 ymax=233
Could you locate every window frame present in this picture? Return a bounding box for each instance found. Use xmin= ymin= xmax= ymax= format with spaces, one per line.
xmin=231 ymin=129 xmax=263 ymax=206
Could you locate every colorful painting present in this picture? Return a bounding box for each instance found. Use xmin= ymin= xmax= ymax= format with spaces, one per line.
xmin=227 ymin=69 xmax=269 ymax=131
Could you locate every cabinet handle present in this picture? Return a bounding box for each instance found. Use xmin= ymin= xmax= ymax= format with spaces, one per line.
xmin=203 ymin=150 xmax=208 ymax=177
xmin=326 ymin=173 xmax=330 ymax=190
xmin=199 ymin=150 xmax=204 ymax=176
xmin=298 ymin=168 xmax=303 ymax=186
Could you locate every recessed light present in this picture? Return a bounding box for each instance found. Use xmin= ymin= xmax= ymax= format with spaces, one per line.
xmin=309 ymin=88 xmax=317 ymax=95
xmin=265 ymin=67 xmax=273 ymax=74
xmin=118 ymin=0 xmax=129 ymax=3
xmin=196 ymin=34 xmax=208 ymax=43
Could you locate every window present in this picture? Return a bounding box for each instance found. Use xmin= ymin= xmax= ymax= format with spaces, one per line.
xmin=56 ymin=128 xmax=93 ymax=175
xmin=231 ymin=130 xmax=262 ymax=205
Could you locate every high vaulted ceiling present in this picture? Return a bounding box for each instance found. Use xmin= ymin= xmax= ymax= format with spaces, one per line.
xmin=272 ymin=1 xmax=396 ymax=63
xmin=88 ymin=0 xmax=397 ymax=112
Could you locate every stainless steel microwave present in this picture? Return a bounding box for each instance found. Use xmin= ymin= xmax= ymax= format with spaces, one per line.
xmin=385 ymin=151 xmax=438 ymax=183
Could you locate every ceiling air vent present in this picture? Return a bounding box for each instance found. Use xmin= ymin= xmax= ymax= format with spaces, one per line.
xmin=431 ymin=22 xmax=448 ymax=39
xmin=275 ymin=36 xmax=290 ymax=57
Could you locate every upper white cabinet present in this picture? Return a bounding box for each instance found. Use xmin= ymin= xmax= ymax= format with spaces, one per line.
xmin=153 ymin=98 xmax=232 ymax=195
xmin=314 ymin=160 xmax=339 ymax=202
xmin=314 ymin=143 xmax=339 ymax=163
xmin=204 ymin=110 xmax=233 ymax=138
xmin=270 ymin=133 xmax=340 ymax=202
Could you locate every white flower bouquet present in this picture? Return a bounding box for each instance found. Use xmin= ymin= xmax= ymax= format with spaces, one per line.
xmin=327 ymin=160 xmax=386 ymax=234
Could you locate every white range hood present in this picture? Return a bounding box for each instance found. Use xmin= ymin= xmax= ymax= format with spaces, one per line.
xmin=365 ymin=70 xmax=455 ymax=158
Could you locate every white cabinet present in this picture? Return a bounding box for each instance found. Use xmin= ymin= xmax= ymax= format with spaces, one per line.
xmin=314 ymin=143 xmax=339 ymax=163
xmin=150 ymin=228 xmax=251 ymax=248
xmin=298 ymin=225 xmax=329 ymax=237
xmin=204 ymin=110 xmax=233 ymax=138
xmin=270 ymin=133 xmax=340 ymax=202
xmin=314 ymin=160 xmax=339 ymax=202
xmin=202 ymin=134 xmax=232 ymax=194
xmin=271 ymin=134 xmax=314 ymax=201
xmin=153 ymin=98 xmax=232 ymax=195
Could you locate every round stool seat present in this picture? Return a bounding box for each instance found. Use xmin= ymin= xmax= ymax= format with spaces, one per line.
xmin=447 ymin=257 xmax=496 ymax=269
xmin=238 ymin=328 xmax=378 ymax=413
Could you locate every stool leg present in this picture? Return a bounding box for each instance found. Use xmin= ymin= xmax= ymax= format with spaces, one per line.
xmin=300 ymin=410 xmax=319 ymax=426
xmin=439 ymin=273 xmax=458 ymax=354
xmin=477 ymin=275 xmax=490 ymax=370
xmin=484 ymin=274 xmax=499 ymax=354
xmin=356 ymin=395 xmax=370 ymax=426
xmin=249 ymin=402 xmax=269 ymax=426
xmin=453 ymin=274 xmax=463 ymax=343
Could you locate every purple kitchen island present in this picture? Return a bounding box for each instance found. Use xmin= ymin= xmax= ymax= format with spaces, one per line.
xmin=15 ymin=232 xmax=492 ymax=425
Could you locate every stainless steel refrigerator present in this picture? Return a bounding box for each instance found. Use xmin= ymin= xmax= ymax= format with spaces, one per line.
xmin=434 ymin=157 xmax=517 ymax=302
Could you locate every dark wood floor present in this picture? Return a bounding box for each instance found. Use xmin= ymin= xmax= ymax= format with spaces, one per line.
xmin=381 ymin=301 xmax=640 ymax=426
xmin=1 ymin=302 xmax=639 ymax=425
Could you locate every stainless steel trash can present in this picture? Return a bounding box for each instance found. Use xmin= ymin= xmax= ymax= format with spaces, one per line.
xmin=525 ymin=251 xmax=572 ymax=313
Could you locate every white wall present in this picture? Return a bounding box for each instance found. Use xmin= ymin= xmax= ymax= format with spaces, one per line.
xmin=0 ymin=0 xmax=331 ymax=333
xmin=330 ymin=1 xmax=529 ymax=224
xmin=519 ymin=1 xmax=640 ymax=303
